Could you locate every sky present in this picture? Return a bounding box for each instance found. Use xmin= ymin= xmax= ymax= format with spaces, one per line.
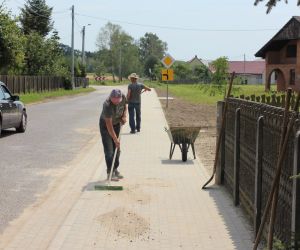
xmin=4 ymin=0 xmax=300 ymax=62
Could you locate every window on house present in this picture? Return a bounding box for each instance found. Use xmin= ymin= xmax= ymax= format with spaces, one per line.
xmin=290 ymin=69 xmax=295 ymax=85
xmin=286 ymin=45 xmax=297 ymax=58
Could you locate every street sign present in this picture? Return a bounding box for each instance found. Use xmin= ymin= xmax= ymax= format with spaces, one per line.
xmin=161 ymin=69 xmax=174 ymax=81
xmin=161 ymin=54 xmax=175 ymax=68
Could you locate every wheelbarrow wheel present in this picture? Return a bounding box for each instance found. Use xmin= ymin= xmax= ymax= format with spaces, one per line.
xmin=182 ymin=143 xmax=188 ymax=162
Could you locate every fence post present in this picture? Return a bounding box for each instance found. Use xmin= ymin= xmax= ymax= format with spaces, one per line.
xmin=216 ymin=101 xmax=225 ymax=185
xmin=234 ymin=108 xmax=240 ymax=206
xmin=292 ymin=130 xmax=300 ymax=248
xmin=254 ymin=116 xmax=264 ymax=236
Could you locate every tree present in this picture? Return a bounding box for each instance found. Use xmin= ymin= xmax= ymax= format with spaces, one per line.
xmin=96 ymin=22 xmax=141 ymax=81
xmin=23 ymin=31 xmax=67 ymax=75
xmin=20 ymin=0 xmax=53 ymax=37
xmin=0 ymin=8 xmax=25 ymax=74
xmin=211 ymin=57 xmax=229 ymax=85
xmin=139 ymin=33 xmax=167 ymax=76
xmin=173 ymin=62 xmax=192 ymax=80
xmin=193 ymin=64 xmax=212 ymax=83
xmin=254 ymin=0 xmax=300 ymax=13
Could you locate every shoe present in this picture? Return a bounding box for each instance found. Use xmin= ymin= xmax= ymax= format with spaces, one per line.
xmin=107 ymin=173 xmax=119 ymax=181
xmin=114 ymin=170 xmax=124 ymax=179
xmin=136 ymin=129 xmax=140 ymax=132
xmin=130 ymin=130 xmax=135 ymax=134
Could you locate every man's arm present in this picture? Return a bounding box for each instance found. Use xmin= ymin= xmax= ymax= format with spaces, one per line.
xmin=127 ymin=89 xmax=131 ymax=100
xmin=104 ymin=118 xmax=120 ymax=148
xmin=142 ymin=85 xmax=151 ymax=92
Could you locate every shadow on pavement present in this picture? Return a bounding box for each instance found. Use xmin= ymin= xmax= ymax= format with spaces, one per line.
xmin=160 ymin=159 xmax=195 ymax=165
xmin=203 ymin=184 xmax=261 ymax=250
xmin=0 ymin=129 xmax=18 ymax=138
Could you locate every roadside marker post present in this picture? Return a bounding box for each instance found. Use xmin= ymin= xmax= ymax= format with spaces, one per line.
xmin=161 ymin=54 xmax=175 ymax=108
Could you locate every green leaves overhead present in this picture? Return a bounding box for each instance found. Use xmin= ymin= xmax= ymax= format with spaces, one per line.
xmin=254 ymin=0 xmax=300 ymax=13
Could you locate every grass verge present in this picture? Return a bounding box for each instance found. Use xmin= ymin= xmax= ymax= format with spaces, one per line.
xmin=20 ymin=87 xmax=95 ymax=104
xmin=147 ymin=82 xmax=277 ymax=105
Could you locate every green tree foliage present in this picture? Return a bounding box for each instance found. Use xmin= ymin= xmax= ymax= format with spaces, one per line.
xmin=96 ymin=22 xmax=141 ymax=81
xmin=254 ymin=0 xmax=300 ymax=13
xmin=211 ymin=57 xmax=229 ymax=85
xmin=193 ymin=64 xmax=212 ymax=83
xmin=24 ymin=31 xmax=67 ymax=75
xmin=173 ymin=62 xmax=192 ymax=80
xmin=0 ymin=7 xmax=25 ymax=74
xmin=139 ymin=33 xmax=167 ymax=76
xmin=20 ymin=0 xmax=53 ymax=37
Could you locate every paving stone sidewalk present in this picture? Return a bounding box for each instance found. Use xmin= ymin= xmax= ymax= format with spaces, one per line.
xmin=0 ymin=88 xmax=255 ymax=250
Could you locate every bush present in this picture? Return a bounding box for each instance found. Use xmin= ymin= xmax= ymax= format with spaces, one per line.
xmin=63 ymin=77 xmax=72 ymax=90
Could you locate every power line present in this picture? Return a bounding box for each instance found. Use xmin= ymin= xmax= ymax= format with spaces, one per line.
xmin=74 ymin=16 xmax=83 ymax=32
xmin=75 ymin=12 xmax=278 ymax=32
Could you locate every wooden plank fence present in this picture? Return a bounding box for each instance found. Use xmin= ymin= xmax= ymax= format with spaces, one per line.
xmin=0 ymin=75 xmax=89 ymax=94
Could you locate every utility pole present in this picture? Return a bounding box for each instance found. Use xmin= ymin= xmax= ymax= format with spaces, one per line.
xmin=71 ymin=5 xmax=75 ymax=89
xmin=119 ymin=46 xmax=122 ymax=83
xmin=81 ymin=26 xmax=85 ymax=66
xmin=243 ymin=54 xmax=246 ymax=84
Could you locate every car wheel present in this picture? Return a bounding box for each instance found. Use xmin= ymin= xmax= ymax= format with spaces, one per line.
xmin=16 ymin=111 xmax=27 ymax=133
xmin=0 ymin=119 xmax=2 ymax=138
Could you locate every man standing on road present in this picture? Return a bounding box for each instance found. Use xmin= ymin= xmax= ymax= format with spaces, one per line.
xmin=127 ymin=73 xmax=151 ymax=134
xmin=99 ymin=89 xmax=127 ymax=180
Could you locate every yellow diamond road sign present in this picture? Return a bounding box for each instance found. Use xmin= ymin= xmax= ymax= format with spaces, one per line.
xmin=161 ymin=54 xmax=175 ymax=68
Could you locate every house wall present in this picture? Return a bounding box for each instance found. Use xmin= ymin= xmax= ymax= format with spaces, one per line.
xmin=265 ymin=40 xmax=300 ymax=91
xmin=267 ymin=41 xmax=297 ymax=65
xmin=297 ymin=40 xmax=300 ymax=89
xmin=188 ymin=59 xmax=204 ymax=69
xmin=238 ymin=74 xmax=263 ymax=84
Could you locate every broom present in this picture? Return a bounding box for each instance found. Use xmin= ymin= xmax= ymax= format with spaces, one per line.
xmin=95 ymin=125 xmax=123 ymax=191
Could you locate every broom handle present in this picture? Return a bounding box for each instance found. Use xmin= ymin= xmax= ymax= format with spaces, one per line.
xmin=202 ymin=72 xmax=235 ymax=189
xmin=108 ymin=125 xmax=123 ymax=185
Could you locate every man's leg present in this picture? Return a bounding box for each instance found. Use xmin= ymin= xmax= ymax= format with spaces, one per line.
xmin=135 ymin=103 xmax=141 ymax=132
xmin=128 ymin=103 xmax=136 ymax=133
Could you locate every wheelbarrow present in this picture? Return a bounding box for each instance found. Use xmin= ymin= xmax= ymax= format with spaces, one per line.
xmin=165 ymin=126 xmax=201 ymax=162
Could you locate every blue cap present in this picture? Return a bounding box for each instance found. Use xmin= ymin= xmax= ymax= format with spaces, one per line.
xmin=110 ymin=89 xmax=122 ymax=98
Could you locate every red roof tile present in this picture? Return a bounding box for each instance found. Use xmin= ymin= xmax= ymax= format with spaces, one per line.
xmin=228 ymin=61 xmax=265 ymax=75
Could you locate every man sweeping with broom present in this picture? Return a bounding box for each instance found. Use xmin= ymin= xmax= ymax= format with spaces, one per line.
xmin=99 ymin=89 xmax=127 ymax=181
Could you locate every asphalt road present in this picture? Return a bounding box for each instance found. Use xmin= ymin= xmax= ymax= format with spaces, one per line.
xmin=0 ymin=86 xmax=118 ymax=233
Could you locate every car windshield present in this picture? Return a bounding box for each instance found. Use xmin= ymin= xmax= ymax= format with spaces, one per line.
xmin=0 ymin=87 xmax=5 ymax=100
xmin=0 ymin=85 xmax=12 ymax=99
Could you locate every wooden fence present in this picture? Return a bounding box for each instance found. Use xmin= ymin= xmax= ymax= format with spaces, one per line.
xmin=0 ymin=75 xmax=89 ymax=94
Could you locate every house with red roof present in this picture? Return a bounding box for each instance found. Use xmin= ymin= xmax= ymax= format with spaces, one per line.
xmin=228 ymin=60 xmax=266 ymax=84
xmin=255 ymin=16 xmax=300 ymax=91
